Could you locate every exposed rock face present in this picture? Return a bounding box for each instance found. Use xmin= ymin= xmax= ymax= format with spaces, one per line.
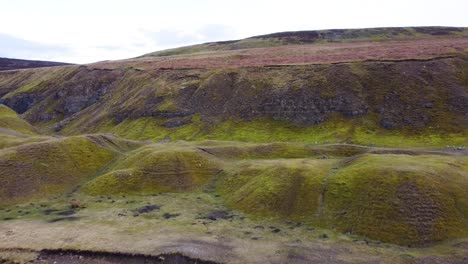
xmin=0 ymin=56 xmax=466 ymax=133
xmin=53 ymin=67 xmax=121 ymax=115
xmin=4 ymin=94 xmax=37 ymax=114
xmin=254 ymin=93 xmax=368 ymax=124
xmin=379 ymin=92 xmax=432 ymax=130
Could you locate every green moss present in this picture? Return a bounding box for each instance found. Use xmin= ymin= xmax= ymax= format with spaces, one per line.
xmin=0 ymin=136 xmax=117 ymax=205
xmin=218 ymin=159 xmax=334 ymax=220
xmin=105 ymin=118 xmax=167 ymax=141
xmin=156 ymin=100 xmax=178 ymax=112
xmin=215 ymin=153 xmax=468 ymax=245
xmin=197 ymin=117 xmax=467 ymax=148
xmin=82 ymin=146 xmax=220 ymax=195
xmin=0 ymin=105 xmax=38 ymax=135
xmin=324 ymin=154 xmax=468 ymax=245
xmin=91 ymin=114 xmax=467 ymax=148
xmin=97 ymin=115 xmax=207 ymax=142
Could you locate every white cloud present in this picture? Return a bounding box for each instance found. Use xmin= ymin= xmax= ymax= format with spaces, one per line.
xmin=0 ymin=0 xmax=466 ymax=63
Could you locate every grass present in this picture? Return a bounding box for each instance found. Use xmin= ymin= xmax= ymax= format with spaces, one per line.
xmin=0 ymin=135 xmax=466 ymax=248
xmin=0 ymin=104 xmax=54 ymax=149
xmin=84 ymin=115 xmax=467 ymax=148
xmin=141 ymin=27 xmax=468 ymax=58
xmin=0 ymin=30 xmax=467 ymax=252
xmin=0 ymin=104 xmax=38 ymax=135
xmin=216 ymin=153 xmax=468 ymax=246
xmin=0 ymin=133 xmax=52 ymax=149
xmin=82 ymin=145 xmax=220 ymax=195
xmin=0 ymin=182 xmax=467 ymax=263
xmin=198 ymin=117 xmax=467 ymax=148
xmin=0 ymin=136 xmax=118 ymax=205
xmin=324 ymin=154 xmax=468 ymax=245
xmin=1 ymin=54 xmax=466 ymax=151
xmin=218 ymin=159 xmax=334 ymax=220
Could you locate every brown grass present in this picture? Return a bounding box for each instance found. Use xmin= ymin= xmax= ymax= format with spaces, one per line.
xmin=92 ymin=38 xmax=468 ymax=70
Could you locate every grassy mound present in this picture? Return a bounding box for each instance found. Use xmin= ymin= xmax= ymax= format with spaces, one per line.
xmin=324 ymin=154 xmax=468 ymax=245
xmin=0 ymin=136 xmax=117 ymax=204
xmin=218 ymin=159 xmax=334 ymax=219
xmin=0 ymin=104 xmax=37 ymax=135
xmin=82 ymin=146 xmax=220 ymax=195
xmin=216 ymin=153 xmax=468 ymax=245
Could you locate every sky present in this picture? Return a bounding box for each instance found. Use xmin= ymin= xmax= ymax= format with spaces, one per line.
xmin=0 ymin=0 xmax=467 ymax=64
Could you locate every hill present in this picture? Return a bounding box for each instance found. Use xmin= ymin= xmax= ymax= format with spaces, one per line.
xmin=142 ymin=26 xmax=468 ymax=57
xmin=0 ymin=57 xmax=72 ymax=72
xmin=0 ymin=27 xmax=466 ymax=147
xmin=0 ymin=27 xmax=467 ymax=263
xmin=0 ymin=57 xmax=466 ymax=147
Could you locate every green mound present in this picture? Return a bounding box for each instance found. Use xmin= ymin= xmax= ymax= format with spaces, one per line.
xmin=216 ymin=153 xmax=468 ymax=245
xmin=324 ymin=154 xmax=468 ymax=245
xmin=0 ymin=136 xmax=117 ymax=204
xmin=0 ymin=104 xmax=37 ymax=135
xmin=82 ymin=146 xmax=220 ymax=195
xmin=218 ymin=159 xmax=334 ymax=219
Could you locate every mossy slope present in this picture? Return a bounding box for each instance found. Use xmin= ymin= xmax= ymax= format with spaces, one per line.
xmin=217 ymin=153 xmax=468 ymax=245
xmin=82 ymin=146 xmax=220 ymax=195
xmin=0 ymin=104 xmax=53 ymax=149
xmin=324 ymin=154 xmax=468 ymax=245
xmin=0 ymin=56 xmax=466 ymax=148
xmin=0 ymin=104 xmax=37 ymax=135
xmin=142 ymin=27 xmax=468 ymax=57
xmin=218 ymin=159 xmax=333 ymax=220
xmin=0 ymin=136 xmax=119 ymax=204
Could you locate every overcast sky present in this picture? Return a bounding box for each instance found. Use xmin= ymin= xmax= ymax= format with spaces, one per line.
xmin=0 ymin=0 xmax=467 ymax=63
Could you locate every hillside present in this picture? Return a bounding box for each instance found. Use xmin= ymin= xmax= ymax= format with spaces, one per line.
xmin=0 ymin=57 xmax=72 ymax=71
xmin=142 ymin=26 xmax=468 ymax=57
xmin=0 ymin=56 xmax=466 ymax=147
xmin=0 ymin=27 xmax=467 ymax=264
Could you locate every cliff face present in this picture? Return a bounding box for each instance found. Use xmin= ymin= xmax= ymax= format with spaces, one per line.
xmin=0 ymin=56 xmax=466 ymax=140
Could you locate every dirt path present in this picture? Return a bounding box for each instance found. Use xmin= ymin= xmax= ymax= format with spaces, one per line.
xmin=0 ymin=128 xmax=30 ymax=138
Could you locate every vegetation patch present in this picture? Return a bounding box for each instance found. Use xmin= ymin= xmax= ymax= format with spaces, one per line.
xmin=218 ymin=159 xmax=334 ymax=220
xmin=0 ymin=104 xmax=38 ymax=135
xmin=324 ymin=154 xmax=468 ymax=245
xmin=82 ymin=146 xmax=221 ymax=195
xmin=0 ymin=136 xmax=117 ymax=205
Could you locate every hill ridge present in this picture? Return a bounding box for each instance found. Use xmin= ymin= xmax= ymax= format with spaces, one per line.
xmin=0 ymin=57 xmax=72 ymax=72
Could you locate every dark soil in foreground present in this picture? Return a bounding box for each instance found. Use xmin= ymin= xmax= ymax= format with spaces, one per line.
xmin=33 ymin=249 xmax=220 ymax=264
